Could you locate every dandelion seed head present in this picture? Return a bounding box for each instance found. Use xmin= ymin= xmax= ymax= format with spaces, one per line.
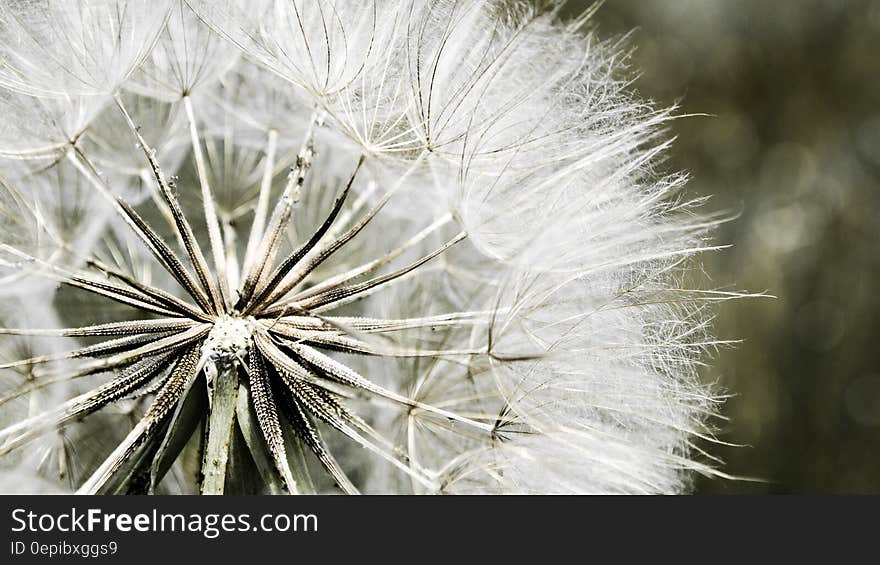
xmin=0 ymin=0 xmax=734 ymax=495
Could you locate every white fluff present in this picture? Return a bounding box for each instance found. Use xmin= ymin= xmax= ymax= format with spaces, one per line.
xmin=0 ymin=0 xmax=171 ymax=97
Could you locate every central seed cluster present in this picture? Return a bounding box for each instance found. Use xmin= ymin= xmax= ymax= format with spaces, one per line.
xmin=202 ymin=315 xmax=253 ymax=365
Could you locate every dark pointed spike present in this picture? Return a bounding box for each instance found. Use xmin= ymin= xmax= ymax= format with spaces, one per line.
xmin=297 ymin=232 xmax=467 ymax=312
xmin=253 ymin=330 xmax=313 ymax=379
xmin=268 ymin=325 xmax=372 ymax=355
xmin=237 ymin=118 xmax=321 ymax=308
xmin=286 ymin=379 xmax=433 ymax=485
xmin=87 ymin=327 xmax=208 ymax=364
xmin=245 ymin=354 xmax=280 ymax=445
xmin=285 ymin=377 xmax=381 ymax=450
xmin=74 ymin=331 xmax=177 ymax=359
xmin=257 ymin=177 xmax=396 ymax=310
xmin=244 ymin=157 xmax=363 ymax=314
xmin=0 ymin=352 xmax=174 ymax=456
xmin=265 ymin=309 xmax=488 ymax=359
xmin=272 ymin=312 xmax=482 ymax=332
xmin=150 ymin=372 xmax=207 ymax=491
xmin=290 ymin=342 xmax=494 ymax=432
xmin=265 ymin=316 xmax=442 ymax=356
xmin=166 ymin=198 xmax=221 ymax=316
xmin=246 ymin=350 xmax=297 ymax=492
xmin=128 ymin=366 xmax=174 ymax=400
xmin=235 ymin=382 xmax=288 ymax=495
xmin=68 ymin=144 xmax=214 ymax=315
xmin=282 ymin=377 xmax=355 ymax=434
xmin=0 ymin=330 xmax=178 ymax=370
xmin=286 ymin=214 xmax=454 ymax=305
xmin=69 ymin=268 xmax=174 ymax=313
xmin=62 ymin=276 xmax=180 ymax=318
xmin=278 ymin=385 xmax=360 ymax=495
xmin=236 ymin=192 xmax=295 ymax=307
xmin=0 ymin=318 xmax=198 ymax=338
xmin=78 ymin=344 xmax=202 ymax=494
xmin=92 ymin=419 xmax=171 ymax=495
xmin=283 ymin=341 xmax=381 ymax=393
xmin=0 ymin=243 xmax=173 ymax=317
xmin=328 ymin=312 xmax=487 ymax=332
xmin=277 ymin=367 xmax=437 ymax=489
xmin=114 ymin=95 xmax=221 ymax=314
xmin=224 ymin=405 xmax=274 ymax=494
xmin=87 ymin=259 xmax=208 ymax=321
xmin=273 ymin=330 xmax=478 ymax=358
xmin=116 ymin=199 xmax=213 ymax=313
xmin=32 ymin=325 xmax=210 ymax=381
xmin=254 ymin=331 xmax=354 ymax=401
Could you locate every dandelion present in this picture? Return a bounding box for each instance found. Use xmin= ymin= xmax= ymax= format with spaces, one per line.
xmin=0 ymin=0 xmax=733 ymax=494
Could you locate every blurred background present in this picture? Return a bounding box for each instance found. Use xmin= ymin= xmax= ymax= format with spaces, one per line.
xmin=561 ymin=0 xmax=880 ymax=493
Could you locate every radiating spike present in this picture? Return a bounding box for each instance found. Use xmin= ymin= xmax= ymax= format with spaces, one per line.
xmin=256 ymin=178 xmax=401 ymax=310
xmin=77 ymin=345 xmax=202 ymax=494
xmin=270 ymin=330 xmax=483 ymax=358
xmin=260 ymin=311 xmax=488 ymax=334
xmin=115 ymin=94 xmax=221 ymax=314
xmin=0 ymin=353 xmax=173 ymax=455
xmin=324 ymin=312 xmax=489 ymax=332
xmin=32 ymin=325 xmax=210 ymax=381
xmin=0 ymin=331 xmax=178 ymax=370
xmin=245 ymin=350 xmax=298 ymax=493
xmin=64 ymin=148 xmax=211 ymax=312
xmin=282 ymin=377 xmax=437 ymax=490
xmin=289 ymin=343 xmax=493 ymax=432
xmin=0 ymin=318 xmax=197 ymax=337
xmin=244 ymin=156 xmax=362 ymax=314
xmin=254 ymin=330 xmax=352 ymax=399
xmin=237 ymin=114 xmax=322 ymax=308
xmin=297 ymin=232 xmax=467 ymax=312
xmin=289 ymin=213 xmax=452 ymax=303
xmin=280 ymin=391 xmax=360 ymax=495
xmin=150 ymin=371 xmax=207 ymax=492
xmin=86 ymin=258 xmax=208 ymax=321
xmin=65 ymin=275 xmax=179 ymax=317
xmin=0 ymin=243 xmax=181 ymax=317
xmin=116 ymin=199 xmax=213 ymax=313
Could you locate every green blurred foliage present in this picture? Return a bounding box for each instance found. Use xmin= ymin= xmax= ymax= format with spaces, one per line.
xmin=563 ymin=0 xmax=880 ymax=493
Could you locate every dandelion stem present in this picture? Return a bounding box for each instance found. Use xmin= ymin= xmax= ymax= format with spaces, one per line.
xmin=200 ymin=361 xmax=239 ymax=495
